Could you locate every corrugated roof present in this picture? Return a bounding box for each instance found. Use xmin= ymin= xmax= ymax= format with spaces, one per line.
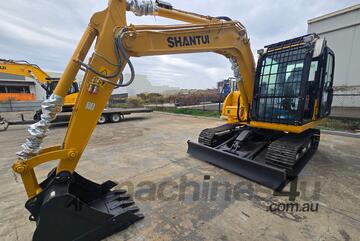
xmin=308 ymin=4 xmax=360 ymax=24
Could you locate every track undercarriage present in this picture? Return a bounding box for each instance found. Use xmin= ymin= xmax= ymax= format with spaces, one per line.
xmin=188 ymin=124 xmax=320 ymax=191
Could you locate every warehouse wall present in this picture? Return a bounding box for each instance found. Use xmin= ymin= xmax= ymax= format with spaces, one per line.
xmin=0 ymin=100 xmax=41 ymax=112
xmin=308 ymin=5 xmax=360 ymax=109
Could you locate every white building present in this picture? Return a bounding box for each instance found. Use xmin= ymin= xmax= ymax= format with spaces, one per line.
xmin=114 ymin=73 xmax=180 ymax=96
xmin=1 ymin=70 xmax=179 ymax=102
xmin=308 ymin=4 xmax=360 ymax=110
xmin=48 ymin=72 xmax=180 ymax=97
xmin=0 ymin=73 xmax=39 ymax=100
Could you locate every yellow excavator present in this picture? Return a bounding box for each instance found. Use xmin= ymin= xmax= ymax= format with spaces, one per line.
xmin=0 ymin=59 xmax=79 ymax=112
xmin=11 ymin=1 xmax=334 ymax=240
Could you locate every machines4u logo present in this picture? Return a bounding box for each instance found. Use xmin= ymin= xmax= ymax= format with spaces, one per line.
xmin=0 ymin=66 xmax=6 ymax=70
xmin=167 ymin=35 xmax=210 ymax=48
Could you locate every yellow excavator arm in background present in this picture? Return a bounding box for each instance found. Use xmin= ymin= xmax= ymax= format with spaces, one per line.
xmin=0 ymin=59 xmax=52 ymax=94
xmin=0 ymin=59 xmax=79 ymax=107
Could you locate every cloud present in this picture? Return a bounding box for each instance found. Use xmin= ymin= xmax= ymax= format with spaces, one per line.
xmin=0 ymin=0 xmax=358 ymax=89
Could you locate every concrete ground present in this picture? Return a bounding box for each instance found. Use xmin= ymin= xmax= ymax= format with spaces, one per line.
xmin=0 ymin=112 xmax=359 ymax=241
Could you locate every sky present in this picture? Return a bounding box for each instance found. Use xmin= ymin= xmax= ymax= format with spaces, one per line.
xmin=0 ymin=0 xmax=359 ymax=89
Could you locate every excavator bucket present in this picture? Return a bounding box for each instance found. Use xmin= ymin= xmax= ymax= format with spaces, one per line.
xmin=25 ymin=170 xmax=143 ymax=241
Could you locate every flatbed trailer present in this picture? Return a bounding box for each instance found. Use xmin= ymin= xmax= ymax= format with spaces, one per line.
xmin=5 ymin=107 xmax=153 ymax=127
xmin=97 ymin=108 xmax=153 ymax=124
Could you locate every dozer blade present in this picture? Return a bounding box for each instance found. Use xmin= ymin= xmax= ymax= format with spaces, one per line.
xmin=187 ymin=141 xmax=291 ymax=191
xmin=25 ymin=170 xmax=143 ymax=241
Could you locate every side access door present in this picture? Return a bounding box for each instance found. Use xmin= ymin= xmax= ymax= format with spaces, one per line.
xmin=318 ymin=47 xmax=335 ymax=118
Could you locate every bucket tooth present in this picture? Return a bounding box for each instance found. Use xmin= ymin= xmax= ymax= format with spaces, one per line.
xmin=107 ymin=200 xmax=135 ymax=210
xmin=106 ymin=193 xmax=131 ymax=203
xmin=111 ymin=189 xmax=128 ymax=195
xmin=126 ymin=206 xmax=141 ymax=213
xmin=26 ymin=171 xmax=143 ymax=241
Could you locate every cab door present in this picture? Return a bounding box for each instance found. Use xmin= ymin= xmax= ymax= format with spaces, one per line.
xmin=318 ymin=48 xmax=335 ymax=118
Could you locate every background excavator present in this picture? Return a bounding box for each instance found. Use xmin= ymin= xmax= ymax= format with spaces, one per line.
xmin=0 ymin=59 xmax=151 ymax=125
xmin=11 ymin=0 xmax=334 ymax=240
xmin=219 ymin=77 xmax=237 ymax=99
xmin=0 ymin=59 xmax=79 ymax=113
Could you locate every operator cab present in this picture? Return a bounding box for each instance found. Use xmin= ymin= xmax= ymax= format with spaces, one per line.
xmin=45 ymin=78 xmax=79 ymax=98
xmin=218 ymin=77 xmax=237 ymax=99
xmin=252 ymin=34 xmax=334 ymax=127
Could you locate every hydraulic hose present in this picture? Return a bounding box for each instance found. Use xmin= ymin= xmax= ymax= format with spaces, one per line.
xmin=115 ymin=29 xmax=136 ymax=87
xmin=237 ymin=93 xmax=242 ymax=122
xmin=77 ymin=28 xmax=135 ymax=88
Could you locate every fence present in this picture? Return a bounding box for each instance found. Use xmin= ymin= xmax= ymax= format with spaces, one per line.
xmin=0 ymin=100 xmax=42 ymax=112
xmin=173 ymin=101 xmax=360 ymax=119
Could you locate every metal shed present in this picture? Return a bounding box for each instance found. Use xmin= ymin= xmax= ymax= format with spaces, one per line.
xmin=308 ymin=4 xmax=360 ymax=117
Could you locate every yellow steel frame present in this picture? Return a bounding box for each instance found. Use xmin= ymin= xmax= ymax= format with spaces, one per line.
xmin=250 ymin=120 xmax=322 ymax=134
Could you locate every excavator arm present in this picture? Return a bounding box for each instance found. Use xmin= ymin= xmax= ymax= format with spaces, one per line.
xmin=13 ymin=0 xmax=256 ymax=194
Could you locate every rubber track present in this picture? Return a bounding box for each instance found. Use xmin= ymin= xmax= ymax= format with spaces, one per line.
xmin=265 ymin=129 xmax=319 ymax=168
xmin=198 ymin=124 xmax=239 ymax=147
